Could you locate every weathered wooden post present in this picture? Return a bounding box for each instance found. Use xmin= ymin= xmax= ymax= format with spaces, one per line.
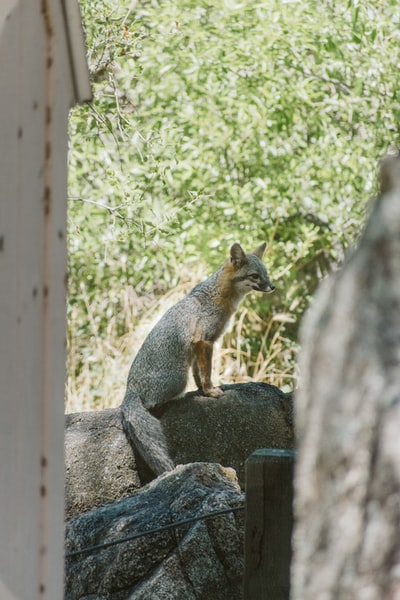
xmin=244 ymin=448 xmax=295 ymax=600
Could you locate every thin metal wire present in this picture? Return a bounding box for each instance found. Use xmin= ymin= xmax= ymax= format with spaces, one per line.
xmin=65 ymin=502 xmax=244 ymax=559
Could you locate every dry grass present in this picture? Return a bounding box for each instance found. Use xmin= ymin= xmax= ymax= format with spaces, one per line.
xmin=66 ymin=274 xmax=298 ymax=414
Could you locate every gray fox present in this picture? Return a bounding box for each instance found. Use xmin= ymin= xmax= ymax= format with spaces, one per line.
xmin=121 ymin=242 xmax=275 ymax=475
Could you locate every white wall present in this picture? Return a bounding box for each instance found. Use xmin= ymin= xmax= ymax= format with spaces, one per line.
xmin=0 ymin=1 xmax=90 ymax=597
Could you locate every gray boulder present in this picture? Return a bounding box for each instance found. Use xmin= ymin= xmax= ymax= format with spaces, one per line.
xmin=65 ymin=462 xmax=244 ymax=600
xmin=65 ymin=382 xmax=293 ymax=519
xmin=65 ymin=408 xmax=140 ymax=519
xmin=293 ymin=155 xmax=400 ymax=598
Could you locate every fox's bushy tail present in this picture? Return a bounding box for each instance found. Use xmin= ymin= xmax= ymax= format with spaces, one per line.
xmin=121 ymin=391 xmax=174 ymax=475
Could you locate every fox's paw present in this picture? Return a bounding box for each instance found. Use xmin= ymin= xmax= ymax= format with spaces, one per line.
xmin=204 ymin=386 xmax=223 ymax=398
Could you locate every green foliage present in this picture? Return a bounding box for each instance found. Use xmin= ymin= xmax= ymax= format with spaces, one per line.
xmin=67 ymin=0 xmax=400 ymax=409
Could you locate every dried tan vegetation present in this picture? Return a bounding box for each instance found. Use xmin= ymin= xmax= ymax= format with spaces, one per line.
xmin=66 ymin=273 xmax=298 ymax=413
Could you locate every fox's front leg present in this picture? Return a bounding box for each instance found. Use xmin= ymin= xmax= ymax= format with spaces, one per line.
xmin=193 ymin=340 xmax=223 ymax=397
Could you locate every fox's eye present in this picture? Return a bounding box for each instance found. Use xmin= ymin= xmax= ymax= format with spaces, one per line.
xmin=250 ymin=273 xmax=260 ymax=280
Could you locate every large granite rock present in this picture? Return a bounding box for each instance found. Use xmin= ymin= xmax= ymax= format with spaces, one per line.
xmin=65 ymin=382 xmax=293 ymax=519
xmin=65 ymin=462 xmax=244 ymax=600
xmin=293 ymin=155 xmax=400 ymax=598
xmin=65 ymin=408 xmax=140 ymax=520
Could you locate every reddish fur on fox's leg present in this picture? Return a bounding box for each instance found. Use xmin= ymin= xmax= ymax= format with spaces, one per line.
xmin=193 ymin=340 xmax=223 ymax=397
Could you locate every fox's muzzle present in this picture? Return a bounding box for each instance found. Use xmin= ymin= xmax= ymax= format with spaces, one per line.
xmin=253 ymin=283 xmax=275 ymax=293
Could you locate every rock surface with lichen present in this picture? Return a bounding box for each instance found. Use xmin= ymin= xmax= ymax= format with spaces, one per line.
xmin=65 ymin=462 xmax=244 ymax=600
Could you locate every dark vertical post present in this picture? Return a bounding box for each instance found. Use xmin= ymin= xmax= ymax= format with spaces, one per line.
xmin=244 ymin=449 xmax=295 ymax=600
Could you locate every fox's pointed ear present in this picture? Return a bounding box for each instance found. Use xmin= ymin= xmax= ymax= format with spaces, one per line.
xmin=252 ymin=242 xmax=267 ymax=259
xmin=230 ymin=243 xmax=247 ymax=267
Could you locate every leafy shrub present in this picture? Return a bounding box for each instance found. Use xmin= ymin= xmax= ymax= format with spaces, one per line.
xmin=67 ymin=0 xmax=400 ymax=410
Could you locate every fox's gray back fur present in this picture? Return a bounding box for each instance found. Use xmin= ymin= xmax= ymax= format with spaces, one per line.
xmin=121 ymin=243 xmax=274 ymax=475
